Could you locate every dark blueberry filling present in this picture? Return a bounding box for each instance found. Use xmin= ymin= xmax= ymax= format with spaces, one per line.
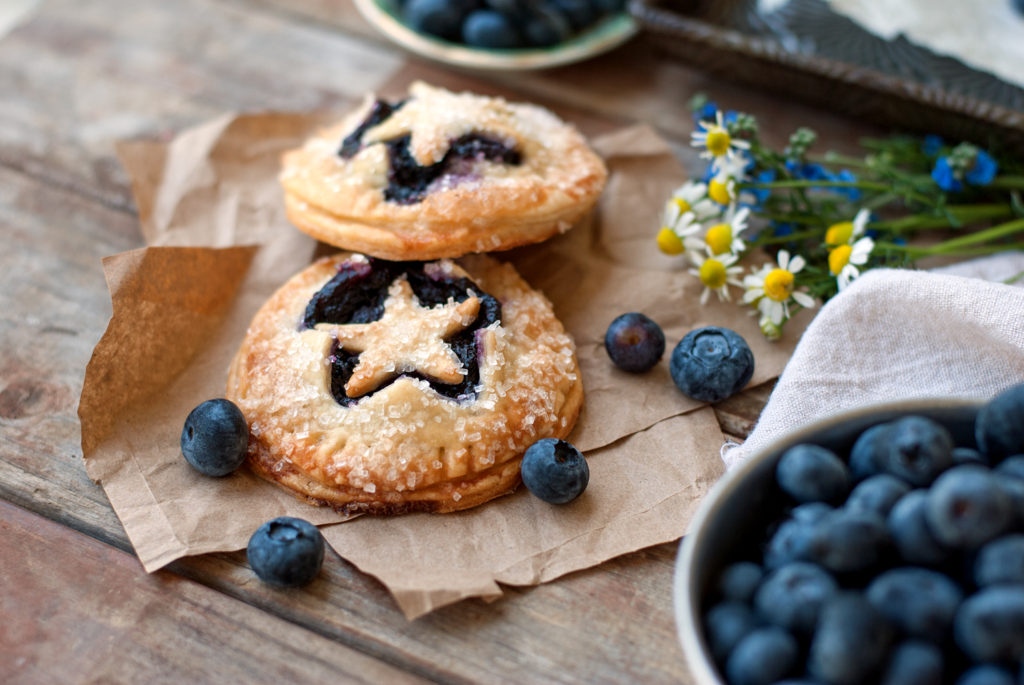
xmin=338 ymin=98 xmax=405 ymax=159
xmin=335 ymin=99 xmax=522 ymax=205
xmin=383 ymin=133 xmax=521 ymax=205
xmin=305 ymin=258 xmax=502 ymax=406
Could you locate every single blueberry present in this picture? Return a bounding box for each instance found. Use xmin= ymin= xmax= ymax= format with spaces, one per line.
xmin=522 ymin=6 xmax=573 ymax=47
xmin=763 ymin=518 xmax=814 ymax=570
xmin=670 ymin=326 xmax=754 ymax=403
xmin=776 ymin=444 xmax=851 ymax=504
xmin=849 ymin=423 xmax=891 ymax=481
xmin=974 ymin=534 xmax=1024 ymax=587
xmin=404 ymin=0 xmax=476 ymax=41
xmin=888 ymin=490 xmax=950 ymax=566
xmin=1000 ymin=476 xmax=1024 ymax=528
xmin=705 ymin=600 xmax=759 ymax=662
xmin=866 ymin=567 xmax=963 ymax=643
xmin=462 ymin=10 xmax=524 ymax=48
xmin=246 ymin=517 xmax=325 ymax=588
xmin=846 ymin=474 xmax=911 ymax=517
xmin=954 ymin=586 xmax=1024 ymax=662
xmin=880 ymin=416 xmax=954 ymax=487
xmin=952 ymin=446 xmax=990 ymax=466
xmin=955 ymin=665 xmax=1016 ymax=685
xmin=550 ymin=0 xmax=597 ymax=30
xmin=879 ymin=640 xmax=943 ymax=685
xmin=790 ymin=502 xmax=833 ymax=524
xmin=754 ymin=562 xmax=838 ymax=634
xmin=808 ymin=592 xmax=894 ymax=685
xmin=995 ymin=454 xmax=1024 ymax=480
xmin=976 ymin=383 xmax=1024 ymax=461
xmin=520 ymin=438 xmax=589 ymax=504
xmin=717 ymin=561 xmax=764 ymax=603
xmin=805 ymin=509 xmax=890 ymax=574
xmin=603 ymin=312 xmax=665 ymax=373
xmin=180 ymin=398 xmax=249 ymax=477
xmin=725 ymin=627 xmax=799 ymax=685
xmin=926 ymin=465 xmax=1012 ymax=549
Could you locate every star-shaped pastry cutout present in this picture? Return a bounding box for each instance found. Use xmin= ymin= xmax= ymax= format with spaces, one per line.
xmin=315 ymin=277 xmax=480 ymax=398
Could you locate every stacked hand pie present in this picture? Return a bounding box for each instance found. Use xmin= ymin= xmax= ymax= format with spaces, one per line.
xmin=228 ymin=82 xmax=605 ymax=513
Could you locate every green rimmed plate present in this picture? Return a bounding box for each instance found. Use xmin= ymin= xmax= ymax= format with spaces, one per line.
xmin=353 ymin=0 xmax=638 ymax=71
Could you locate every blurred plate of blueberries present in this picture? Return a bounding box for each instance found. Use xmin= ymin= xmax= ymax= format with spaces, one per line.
xmin=354 ymin=0 xmax=637 ymax=70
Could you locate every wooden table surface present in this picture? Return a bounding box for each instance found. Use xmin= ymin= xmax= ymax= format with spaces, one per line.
xmin=0 ymin=1 xmax=877 ymax=682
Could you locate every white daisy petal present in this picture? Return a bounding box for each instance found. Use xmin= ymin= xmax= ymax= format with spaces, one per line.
xmin=792 ymin=291 xmax=816 ymax=308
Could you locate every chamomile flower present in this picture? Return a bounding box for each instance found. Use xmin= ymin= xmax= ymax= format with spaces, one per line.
xmin=686 ymin=206 xmax=751 ymax=257
xmin=742 ymin=250 xmax=816 ymax=325
xmin=656 ymin=209 xmax=702 ymax=255
xmin=707 ymin=175 xmax=736 ymax=206
xmin=691 ymin=110 xmax=751 ymax=173
xmin=667 ymin=181 xmax=718 ymax=220
xmin=825 ymin=208 xmax=870 ymax=247
xmin=830 ymin=236 xmax=874 ymax=290
xmin=689 ymin=250 xmax=744 ymax=304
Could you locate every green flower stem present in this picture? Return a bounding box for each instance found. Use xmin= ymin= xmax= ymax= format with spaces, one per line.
xmin=809 ymin=152 xmax=870 ymax=169
xmin=987 ymin=176 xmax=1024 ymax=190
xmin=868 ymin=204 xmax=1012 ymax=231
xmin=753 ymin=229 xmax=823 ymax=245
xmin=739 ymin=179 xmax=938 ymax=208
xmin=923 ymin=217 xmax=1024 ymax=252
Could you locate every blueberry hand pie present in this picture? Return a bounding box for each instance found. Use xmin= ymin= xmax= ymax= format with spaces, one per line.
xmin=226 ymin=253 xmax=583 ymax=514
xmin=280 ymin=81 xmax=607 ymax=260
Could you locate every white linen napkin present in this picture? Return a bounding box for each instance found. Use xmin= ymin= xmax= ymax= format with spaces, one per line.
xmin=725 ymin=252 xmax=1024 ymax=468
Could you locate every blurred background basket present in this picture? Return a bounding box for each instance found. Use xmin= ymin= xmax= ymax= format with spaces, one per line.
xmin=630 ymin=0 xmax=1024 ymax=153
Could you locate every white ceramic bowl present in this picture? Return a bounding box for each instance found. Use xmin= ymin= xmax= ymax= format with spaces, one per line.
xmin=672 ymin=399 xmax=981 ymax=684
xmin=353 ymin=0 xmax=638 ymax=71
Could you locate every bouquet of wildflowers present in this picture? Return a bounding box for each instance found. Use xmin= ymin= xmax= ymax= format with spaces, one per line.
xmin=657 ymin=96 xmax=1024 ymax=340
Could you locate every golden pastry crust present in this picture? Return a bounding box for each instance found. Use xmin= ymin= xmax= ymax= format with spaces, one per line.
xmin=280 ymin=81 xmax=607 ymax=260
xmin=226 ymin=253 xmax=583 ymax=514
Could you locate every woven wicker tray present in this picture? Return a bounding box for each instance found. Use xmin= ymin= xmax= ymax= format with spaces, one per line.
xmin=630 ymin=0 xmax=1024 ymax=153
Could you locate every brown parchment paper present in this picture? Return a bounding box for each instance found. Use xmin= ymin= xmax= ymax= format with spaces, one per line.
xmin=80 ymin=98 xmax=808 ymax=618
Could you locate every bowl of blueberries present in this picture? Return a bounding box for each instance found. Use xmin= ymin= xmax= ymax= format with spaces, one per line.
xmin=674 ymin=384 xmax=1024 ymax=685
xmin=353 ymin=0 xmax=636 ymax=70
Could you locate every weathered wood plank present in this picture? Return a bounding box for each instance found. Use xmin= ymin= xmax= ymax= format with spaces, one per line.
xmin=0 ymin=499 xmax=428 ymax=685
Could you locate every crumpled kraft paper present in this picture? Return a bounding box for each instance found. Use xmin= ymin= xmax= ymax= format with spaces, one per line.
xmin=80 ymin=91 xmax=807 ymax=618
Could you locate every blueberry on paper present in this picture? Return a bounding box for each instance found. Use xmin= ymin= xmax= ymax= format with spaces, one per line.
xmin=776 ymin=444 xmax=850 ymax=504
xmin=926 ymin=465 xmax=1012 ymax=548
xmin=726 ymin=627 xmax=799 ymax=685
xmin=521 ymin=438 xmax=589 ymax=504
xmin=866 ymin=567 xmax=963 ymax=643
xmin=180 ymin=398 xmax=249 ymax=477
xmin=603 ymin=312 xmax=665 ymax=373
xmin=976 ymin=383 xmax=1024 ymax=461
xmin=246 ymin=517 xmax=325 ymax=588
xmin=670 ymin=326 xmax=754 ymax=403
xmin=953 ymin=586 xmax=1024 ymax=663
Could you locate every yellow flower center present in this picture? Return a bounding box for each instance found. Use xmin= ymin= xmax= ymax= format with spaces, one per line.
xmin=763 ymin=268 xmax=794 ymax=302
xmin=825 ymin=221 xmax=854 ymax=246
xmin=699 ymin=259 xmax=728 ymax=289
xmin=705 ymin=127 xmax=731 ymax=157
xmin=829 ymin=245 xmax=853 ymax=275
xmin=673 ymin=197 xmax=692 ymax=214
xmin=705 ymin=223 xmax=733 ymax=255
xmin=708 ymin=179 xmax=732 ymax=205
xmin=657 ymin=227 xmax=685 ymax=255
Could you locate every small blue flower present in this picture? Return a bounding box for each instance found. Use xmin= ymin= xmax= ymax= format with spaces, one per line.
xmin=693 ymin=101 xmax=718 ymax=123
xmin=748 ymin=169 xmax=776 ymax=206
xmin=965 ymin=149 xmax=998 ymax=186
xmin=802 ymin=163 xmax=828 ymax=181
xmin=723 ymin=110 xmax=739 ymax=126
xmin=922 ymin=135 xmax=944 ymax=157
xmin=932 ymin=157 xmax=963 ymax=192
xmin=831 ymin=169 xmax=861 ymax=201
xmin=771 ymin=221 xmax=795 ymax=237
